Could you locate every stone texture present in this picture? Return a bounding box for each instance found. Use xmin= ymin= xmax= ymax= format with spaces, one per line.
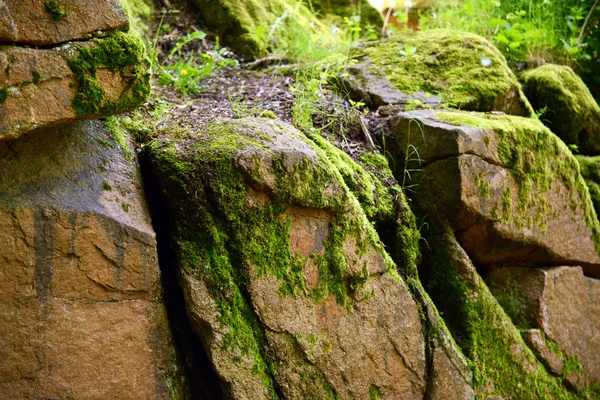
xmin=149 ymin=117 xmax=428 ymax=399
xmin=487 ymin=266 xmax=600 ymax=384
xmin=387 ymin=109 xmax=600 ymax=277
xmin=412 ymin=284 xmax=474 ymax=400
xmin=0 ymin=120 xmax=186 ymax=399
xmin=0 ymin=31 xmax=150 ymax=141
xmin=0 ymin=0 xmax=128 ymax=46
xmin=521 ymin=329 xmax=563 ymax=376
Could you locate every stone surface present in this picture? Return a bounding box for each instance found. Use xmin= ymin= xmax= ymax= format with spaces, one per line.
xmin=487 ymin=266 xmax=600 ymax=384
xmin=422 ymin=231 xmax=575 ymax=399
xmin=149 ymin=117 xmax=428 ymax=399
xmin=412 ymin=284 xmax=474 ymax=400
xmin=0 ymin=120 xmax=185 ymax=399
xmin=0 ymin=0 xmax=128 ymax=46
xmin=0 ymin=31 xmax=150 ymax=141
xmin=387 ymin=109 xmax=600 ymax=277
xmin=521 ymin=329 xmax=563 ymax=376
xmin=521 ymin=64 xmax=600 ymax=155
xmin=346 ymin=30 xmax=532 ymax=114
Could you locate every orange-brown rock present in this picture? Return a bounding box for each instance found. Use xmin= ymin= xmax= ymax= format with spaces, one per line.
xmin=388 ymin=109 xmax=600 ymax=277
xmin=487 ymin=266 xmax=600 ymax=384
xmin=0 ymin=0 xmax=128 ymax=46
xmin=150 ymin=117 xmax=429 ymax=399
xmin=0 ymin=120 xmax=186 ymax=399
xmin=0 ymin=31 xmax=150 ymax=141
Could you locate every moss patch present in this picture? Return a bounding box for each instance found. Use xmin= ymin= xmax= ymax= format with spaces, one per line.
xmin=67 ymin=31 xmax=150 ymax=117
xmin=0 ymin=87 xmax=8 ymax=104
xmin=44 ymin=0 xmax=68 ymax=22
xmin=118 ymin=0 xmax=153 ymax=38
xmin=521 ymin=64 xmax=600 ymax=155
xmin=352 ymin=30 xmax=532 ymax=113
xmin=436 ymin=111 xmax=600 ymax=253
xmin=104 ymin=116 xmax=135 ymax=163
xmin=576 ymin=155 xmax=600 ymax=219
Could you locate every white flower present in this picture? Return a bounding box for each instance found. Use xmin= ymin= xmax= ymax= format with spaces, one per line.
xmin=389 ymin=0 xmax=397 ymax=7
xmin=480 ymin=58 xmax=492 ymax=67
xmin=404 ymin=1 xmax=414 ymax=8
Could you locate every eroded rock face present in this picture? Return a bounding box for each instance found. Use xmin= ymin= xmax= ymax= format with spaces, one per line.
xmin=0 ymin=0 xmax=128 ymax=45
xmin=521 ymin=64 xmax=600 ymax=155
xmin=0 ymin=120 xmax=185 ymax=399
xmin=343 ymin=30 xmax=532 ymax=115
xmin=0 ymin=31 xmax=150 ymax=141
xmin=149 ymin=117 xmax=428 ymax=399
xmin=387 ymin=109 xmax=600 ymax=276
xmin=487 ymin=266 xmax=600 ymax=384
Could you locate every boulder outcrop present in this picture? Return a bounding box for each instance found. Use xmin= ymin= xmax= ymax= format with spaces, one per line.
xmin=522 ymin=64 xmax=600 ymax=155
xmin=343 ymin=30 xmax=533 ymax=115
xmin=386 ymin=109 xmax=600 ymax=276
xmin=0 ymin=120 xmax=186 ymax=399
xmin=0 ymin=31 xmax=150 ymax=140
xmin=148 ymin=117 xmax=430 ymax=399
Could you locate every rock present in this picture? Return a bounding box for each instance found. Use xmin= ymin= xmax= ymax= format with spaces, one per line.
xmin=576 ymin=155 xmax=600 ymax=218
xmin=0 ymin=120 xmax=186 ymax=399
xmin=521 ymin=64 xmax=600 ymax=155
xmin=422 ymin=231 xmax=575 ymax=399
xmin=0 ymin=31 xmax=150 ymax=140
xmin=386 ymin=109 xmax=600 ymax=277
xmin=344 ymin=30 xmax=532 ymax=114
xmin=0 ymin=0 xmax=128 ymax=46
xmin=149 ymin=117 xmax=428 ymax=399
xmin=412 ymin=284 xmax=474 ymax=400
xmin=521 ymin=329 xmax=564 ymax=376
xmin=486 ymin=266 xmax=600 ymax=384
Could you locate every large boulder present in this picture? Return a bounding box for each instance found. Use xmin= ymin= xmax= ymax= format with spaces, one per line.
xmin=0 ymin=31 xmax=150 ymax=140
xmin=148 ymin=117 xmax=429 ymax=399
xmin=422 ymin=231 xmax=579 ymax=399
xmin=343 ymin=30 xmax=533 ymax=115
xmin=0 ymin=0 xmax=128 ymax=45
xmin=386 ymin=109 xmax=600 ymax=277
xmin=521 ymin=64 xmax=600 ymax=155
xmin=487 ymin=266 xmax=600 ymax=384
xmin=0 ymin=120 xmax=186 ymax=399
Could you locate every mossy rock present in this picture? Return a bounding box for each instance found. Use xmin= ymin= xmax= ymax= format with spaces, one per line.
xmin=345 ymin=30 xmax=533 ymax=114
xmin=118 ymin=0 xmax=154 ymax=38
xmin=521 ymin=64 xmax=600 ymax=155
xmin=576 ymin=155 xmax=600 ymax=218
xmin=308 ymin=0 xmax=383 ymax=29
xmin=148 ymin=117 xmax=430 ymax=399
xmin=423 ymin=231 xmax=583 ymax=399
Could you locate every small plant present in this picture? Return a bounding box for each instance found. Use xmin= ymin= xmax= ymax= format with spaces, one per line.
xmin=0 ymin=87 xmax=8 ymax=104
xmin=102 ymin=180 xmax=113 ymax=191
xmin=401 ymin=119 xmax=424 ymax=192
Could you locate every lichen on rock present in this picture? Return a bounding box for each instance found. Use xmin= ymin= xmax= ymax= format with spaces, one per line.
xmin=521 ymin=64 xmax=600 ymax=155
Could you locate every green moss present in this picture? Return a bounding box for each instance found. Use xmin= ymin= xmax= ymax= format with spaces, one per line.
xmin=121 ymin=203 xmax=131 ymax=212
xmin=0 ymin=87 xmax=8 ymax=104
xmin=576 ymin=155 xmax=600 ymax=218
xmin=476 ymin=172 xmax=491 ymax=199
xmin=67 ymin=31 xmax=150 ymax=117
xmin=307 ymin=0 xmax=382 ymax=29
xmin=44 ymin=0 xmax=68 ymax=22
xmin=353 ymin=30 xmax=532 ymax=114
xmin=118 ymin=0 xmax=153 ymax=38
xmin=308 ymin=133 xmax=396 ymax=221
xmin=436 ymin=111 xmax=600 ymax=252
xmin=31 ymin=70 xmax=41 ymax=84
xmin=102 ymin=180 xmax=113 ymax=191
xmin=521 ymin=64 xmax=600 ymax=154
xmin=105 ymin=116 xmax=135 ymax=163
xmin=427 ymin=232 xmax=577 ymax=399
xmin=94 ymin=137 xmax=114 ymax=149
xmin=369 ymin=384 xmax=381 ymax=400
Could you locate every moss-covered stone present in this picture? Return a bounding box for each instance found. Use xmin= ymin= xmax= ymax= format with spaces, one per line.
xmin=307 ymin=0 xmax=382 ymax=29
xmin=576 ymin=155 xmax=600 ymax=218
xmin=67 ymin=30 xmax=150 ymax=117
xmin=350 ymin=30 xmax=533 ymax=115
xmin=118 ymin=0 xmax=153 ymax=38
xmin=521 ymin=64 xmax=600 ymax=155
xmin=424 ymin=232 xmax=579 ymax=399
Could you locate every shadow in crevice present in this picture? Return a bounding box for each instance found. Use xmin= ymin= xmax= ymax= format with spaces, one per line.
xmin=140 ymin=152 xmax=223 ymax=400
